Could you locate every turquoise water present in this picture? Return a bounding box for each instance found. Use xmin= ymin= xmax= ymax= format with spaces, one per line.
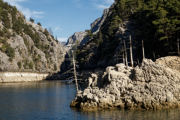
xmin=0 ymin=81 xmax=180 ymax=120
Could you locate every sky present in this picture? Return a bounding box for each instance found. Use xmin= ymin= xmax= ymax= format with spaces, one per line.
xmin=3 ymin=0 xmax=114 ymax=42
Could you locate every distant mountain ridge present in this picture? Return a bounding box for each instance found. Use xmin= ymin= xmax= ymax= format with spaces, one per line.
xmin=66 ymin=8 xmax=110 ymax=48
xmin=0 ymin=0 xmax=66 ymax=73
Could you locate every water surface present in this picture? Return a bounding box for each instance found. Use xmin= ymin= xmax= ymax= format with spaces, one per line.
xmin=0 ymin=81 xmax=180 ymax=120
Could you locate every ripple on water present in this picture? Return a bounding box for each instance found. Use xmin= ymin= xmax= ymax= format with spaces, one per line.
xmin=0 ymin=81 xmax=180 ymax=120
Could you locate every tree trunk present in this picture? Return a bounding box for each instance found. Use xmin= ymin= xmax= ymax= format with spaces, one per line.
xmin=123 ymin=40 xmax=128 ymax=67
xmin=137 ymin=59 xmax=139 ymax=65
xmin=178 ymin=38 xmax=180 ymax=56
xmin=123 ymin=51 xmax=125 ymax=65
xmin=153 ymin=51 xmax=156 ymax=60
xmin=116 ymin=52 xmax=118 ymax=64
xmin=72 ymin=54 xmax=79 ymax=92
xmin=129 ymin=35 xmax=134 ymax=67
xmin=142 ymin=40 xmax=145 ymax=60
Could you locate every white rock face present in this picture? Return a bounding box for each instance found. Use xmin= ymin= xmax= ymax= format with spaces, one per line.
xmin=71 ymin=57 xmax=180 ymax=110
xmin=0 ymin=72 xmax=49 ymax=83
xmin=66 ymin=7 xmax=111 ymax=48
xmin=0 ymin=31 xmax=65 ymax=72
xmin=155 ymin=56 xmax=180 ymax=72
xmin=66 ymin=32 xmax=87 ymax=48
xmin=0 ymin=3 xmax=66 ymax=73
xmin=91 ymin=9 xmax=109 ymax=33
xmin=26 ymin=21 xmax=44 ymax=32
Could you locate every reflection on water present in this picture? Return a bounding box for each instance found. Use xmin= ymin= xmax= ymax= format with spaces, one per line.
xmin=77 ymin=109 xmax=180 ymax=120
xmin=0 ymin=81 xmax=76 ymax=120
xmin=0 ymin=81 xmax=180 ymax=120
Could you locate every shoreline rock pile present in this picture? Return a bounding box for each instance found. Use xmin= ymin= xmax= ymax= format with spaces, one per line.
xmin=71 ymin=57 xmax=180 ymax=111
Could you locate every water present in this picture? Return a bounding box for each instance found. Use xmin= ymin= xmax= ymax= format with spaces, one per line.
xmin=0 ymin=81 xmax=180 ymax=120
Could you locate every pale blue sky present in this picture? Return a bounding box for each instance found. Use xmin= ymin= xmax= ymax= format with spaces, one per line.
xmin=4 ymin=0 xmax=114 ymax=42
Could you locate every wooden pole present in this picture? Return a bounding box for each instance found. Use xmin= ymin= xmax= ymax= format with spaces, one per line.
xmin=122 ymin=41 xmax=125 ymax=65
xmin=137 ymin=59 xmax=139 ymax=65
xmin=122 ymin=51 xmax=125 ymax=65
xmin=178 ymin=38 xmax=180 ymax=56
xmin=123 ymin=40 xmax=128 ymax=67
xmin=129 ymin=35 xmax=134 ymax=67
xmin=72 ymin=53 xmax=79 ymax=92
xmin=116 ymin=53 xmax=118 ymax=64
xmin=142 ymin=40 xmax=145 ymax=60
xmin=153 ymin=52 xmax=156 ymax=60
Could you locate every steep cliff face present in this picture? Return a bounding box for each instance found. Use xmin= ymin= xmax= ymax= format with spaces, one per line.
xmin=0 ymin=0 xmax=66 ymax=73
xmin=66 ymin=32 xmax=87 ymax=48
xmin=75 ymin=0 xmax=180 ymax=69
xmin=91 ymin=9 xmax=110 ymax=34
xmin=66 ymin=8 xmax=111 ymax=48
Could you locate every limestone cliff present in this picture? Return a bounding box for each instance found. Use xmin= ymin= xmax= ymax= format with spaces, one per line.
xmin=0 ymin=0 xmax=66 ymax=73
xmin=66 ymin=32 xmax=87 ymax=48
xmin=90 ymin=8 xmax=110 ymax=34
xmin=0 ymin=72 xmax=48 ymax=82
xmin=66 ymin=8 xmax=110 ymax=48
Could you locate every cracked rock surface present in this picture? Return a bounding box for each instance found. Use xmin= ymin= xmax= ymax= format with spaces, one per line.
xmin=71 ymin=57 xmax=180 ymax=110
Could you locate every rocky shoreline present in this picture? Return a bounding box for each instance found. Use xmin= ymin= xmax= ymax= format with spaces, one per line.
xmin=71 ymin=57 xmax=180 ymax=111
xmin=0 ymin=72 xmax=49 ymax=83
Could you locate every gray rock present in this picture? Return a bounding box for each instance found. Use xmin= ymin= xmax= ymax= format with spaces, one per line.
xmin=166 ymin=91 xmax=174 ymax=102
xmin=91 ymin=8 xmax=109 ymax=33
xmin=66 ymin=32 xmax=87 ymax=48
xmin=71 ymin=57 xmax=180 ymax=110
xmin=0 ymin=11 xmax=66 ymax=73
xmin=93 ymin=96 xmax=99 ymax=103
xmin=87 ymin=93 xmax=93 ymax=100
xmin=66 ymin=6 xmax=111 ymax=49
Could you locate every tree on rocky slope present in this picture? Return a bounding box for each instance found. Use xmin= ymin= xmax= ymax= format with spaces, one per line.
xmin=75 ymin=0 xmax=180 ymax=69
xmin=0 ymin=0 xmax=65 ymax=72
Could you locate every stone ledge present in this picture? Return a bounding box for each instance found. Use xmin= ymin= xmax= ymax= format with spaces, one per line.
xmin=0 ymin=72 xmax=49 ymax=83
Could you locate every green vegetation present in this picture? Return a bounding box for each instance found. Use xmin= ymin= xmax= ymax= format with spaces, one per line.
xmin=0 ymin=0 xmax=52 ymax=54
xmin=132 ymin=0 xmax=180 ymax=58
xmin=0 ymin=0 xmax=18 ymax=29
xmin=23 ymin=59 xmax=34 ymax=69
xmin=17 ymin=61 xmax=22 ymax=69
xmin=37 ymin=22 xmax=42 ymax=26
xmin=12 ymin=17 xmax=24 ymax=34
xmin=0 ymin=27 xmax=11 ymax=38
xmin=30 ymin=17 xmax=34 ymax=23
xmin=76 ymin=0 xmax=180 ymax=69
xmin=0 ymin=0 xmax=58 ymax=72
xmin=0 ymin=38 xmax=15 ymax=61
xmin=32 ymin=53 xmax=42 ymax=69
xmin=44 ymin=29 xmax=49 ymax=36
xmin=1 ymin=10 xmax=11 ymax=28
xmin=54 ymin=64 xmax=57 ymax=71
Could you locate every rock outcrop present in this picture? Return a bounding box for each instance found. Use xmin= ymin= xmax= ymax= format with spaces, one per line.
xmin=91 ymin=9 xmax=110 ymax=34
xmin=0 ymin=1 xmax=66 ymax=73
xmin=66 ymin=8 xmax=111 ymax=48
xmin=71 ymin=57 xmax=180 ymax=110
xmin=0 ymin=72 xmax=48 ymax=83
xmin=66 ymin=32 xmax=87 ymax=48
xmin=155 ymin=56 xmax=180 ymax=72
